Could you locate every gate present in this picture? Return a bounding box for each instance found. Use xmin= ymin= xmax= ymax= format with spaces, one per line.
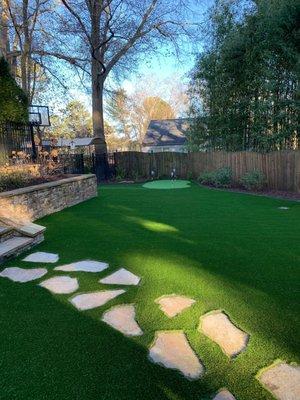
xmin=91 ymin=153 xmax=116 ymax=181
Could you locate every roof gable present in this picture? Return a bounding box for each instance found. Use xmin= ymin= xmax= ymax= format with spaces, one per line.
xmin=143 ymin=119 xmax=190 ymax=147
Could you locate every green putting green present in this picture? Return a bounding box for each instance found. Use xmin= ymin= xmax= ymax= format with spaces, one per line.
xmin=143 ymin=179 xmax=191 ymax=189
xmin=0 ymin=182 xmax=299 ymax=400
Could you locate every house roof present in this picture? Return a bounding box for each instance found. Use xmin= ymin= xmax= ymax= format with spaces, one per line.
xmin=42 ymin=137 xmax=94 ymax=147
xmin=142 ymin=119 xmax=191 ymax=147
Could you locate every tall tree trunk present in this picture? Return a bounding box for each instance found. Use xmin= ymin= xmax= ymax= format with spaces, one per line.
xmin=0 ymin=1 xmax=9 ymax=59
xmin=91 ymin=59 xmax=107 ymax=154
xmin=90 ymin=1 xmax=107 ymax=155
xmin=21 ymin=0 xmax=30 ymax=96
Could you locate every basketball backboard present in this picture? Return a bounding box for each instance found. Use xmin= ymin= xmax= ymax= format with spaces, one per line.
xmin=29 ymin=105 xmax=51 ymax=126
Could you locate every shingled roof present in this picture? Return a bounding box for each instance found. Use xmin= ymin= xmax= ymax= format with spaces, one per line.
xmin=42 ymin=138 xmax=94 ymax=147
xmin=143 ymin=119 xmax=191 ymax=147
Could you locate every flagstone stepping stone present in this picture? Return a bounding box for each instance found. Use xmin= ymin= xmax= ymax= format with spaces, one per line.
xmin=70 ymin=289 xmax=126 ymax=311
xmin=55 ymin=260 xmax=109 ymax=273
xmin=155 ymin=294 xmax=196 ymax=318
xmin=213 ymin=389 xmax=236 ymax=400
xmin=199 ymin=310 xmax=249 ymax=358
xmin=102 ymin=304 xmax=143 ymax=336
xmin=149 ymin=331 xmax=204 ymax=380
xmin=258 ymin=362 xmax=300 ymax=400
xmin=0 ymin=267 xmax=47 ymax=283
xmin=39 ymin=276 xmax=79 ymax=294
xmin=99 ymin=268 xmax=140 ymax=285
xmin=23 ymin=251 xmax=59 ymax=263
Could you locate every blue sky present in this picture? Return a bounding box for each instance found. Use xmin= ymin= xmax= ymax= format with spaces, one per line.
xmin=117 ymin=0 xmax=213 ymax=94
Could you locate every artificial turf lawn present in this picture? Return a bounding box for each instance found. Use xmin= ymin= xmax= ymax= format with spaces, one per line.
xmin=0 ymin=182 xmax=299 ymax=400
xmin=143 ymin=179 xmax=191 ymax=189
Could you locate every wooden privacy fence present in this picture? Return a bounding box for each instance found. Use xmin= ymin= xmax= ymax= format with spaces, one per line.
xmin=114 ymin=151 xmax=300 ymax=193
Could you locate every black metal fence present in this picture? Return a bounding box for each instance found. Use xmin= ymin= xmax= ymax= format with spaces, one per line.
xmin=58 ymin=153 xmax=116 ymax=181
xmin=0 ymin=123 xmax=35 ymax=165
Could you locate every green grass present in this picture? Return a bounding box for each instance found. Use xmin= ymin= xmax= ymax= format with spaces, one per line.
xmin=0 ymin=182 xmax=299 ymax=400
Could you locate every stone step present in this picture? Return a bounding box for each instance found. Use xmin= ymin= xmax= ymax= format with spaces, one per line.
xmin=16 ymin=223 xmax=46 ymax=238
xmin=0 ymin=236 xmax=34 ymax=264
xmin=0 ymin=225 xmax=14 ymax=242
xmin=0 ymin=218 xmax=45 ymax=238
xmin=0 ymin=225 xmax=12 ymax=236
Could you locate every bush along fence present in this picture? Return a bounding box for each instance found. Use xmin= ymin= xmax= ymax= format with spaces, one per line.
xmin=114 ymin=151 xmax=300 ymax=193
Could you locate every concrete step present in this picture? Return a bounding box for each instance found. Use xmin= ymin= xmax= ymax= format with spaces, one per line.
xmin=0 ymin=236 xmax=34 ymax=264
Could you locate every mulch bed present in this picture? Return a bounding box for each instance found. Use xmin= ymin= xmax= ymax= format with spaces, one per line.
xmin=198 ymin=183 xmax=300 ymax=201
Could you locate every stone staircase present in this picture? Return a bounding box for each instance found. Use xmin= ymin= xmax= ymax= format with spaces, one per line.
xmin=0 ymin=220 xmax=45 ymax=264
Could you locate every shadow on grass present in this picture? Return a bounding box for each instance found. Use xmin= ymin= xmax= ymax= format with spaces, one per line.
xmin=0 ymin=278 xmax=216 ymax=400
xmin=31 ymin=186 xmax=299 ymax=356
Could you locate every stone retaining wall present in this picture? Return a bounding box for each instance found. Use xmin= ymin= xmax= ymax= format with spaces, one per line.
xmin=0 ymin=174 xmax=97 ymax=223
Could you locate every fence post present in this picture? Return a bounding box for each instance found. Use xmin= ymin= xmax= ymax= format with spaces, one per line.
xmin=29 ymin=124 xmax=37 ymax=160
xmin=74 ymin=153 xmax=84 ymax=174
xmin=295 ymin=152 xmax=300 ymax=193
xmin=94 ymin=153 xmax=110 ymax=182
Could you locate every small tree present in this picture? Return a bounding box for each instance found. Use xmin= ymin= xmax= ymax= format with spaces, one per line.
xmin=48 ymin=100 xmax=92 ymax=139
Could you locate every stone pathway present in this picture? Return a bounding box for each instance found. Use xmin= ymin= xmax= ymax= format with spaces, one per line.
xmin=199 ymin=310 xmax=249 ymax=358
xmin=149 ymin=331 xmax=204 ymax=380
xmin=70 ymin=289 xmax=126 ymax=310
xmin=213 ymin=389 xmax=236 ymax=400
xmin=55 ymin=260 xmax=109 ymax=273
xmin=100 ymin=268 xmax=140 ymax=285
xmin=2 ymin=252 xmax=300 ymax=398
xmin=258 ymin=362 xmax=300 ymax=400
xmin=0 ymin=267 xmax=47 ymax=282
xmin=23 ymin=251 xmax=59 ymax=263
xmin=39 ymin=276 xmax=79 ymax=294
xmin=155 ymin=294 xmax=195 ymax=318
xmin=102 ymin=304 xmax=143 ymax=336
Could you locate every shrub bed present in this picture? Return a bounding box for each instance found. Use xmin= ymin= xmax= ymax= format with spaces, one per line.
xmin=198 ymin=167 xmax=266 ymax=191
xmin=198 ymin=167 xmax=233 ymax=188
xmin=0 ymin=170 xmax=73 ymax=192
xmin=240 ymin=170 xmax=266 ymax=191
xmin=0 ymin=163 xmax=75 ymax=193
